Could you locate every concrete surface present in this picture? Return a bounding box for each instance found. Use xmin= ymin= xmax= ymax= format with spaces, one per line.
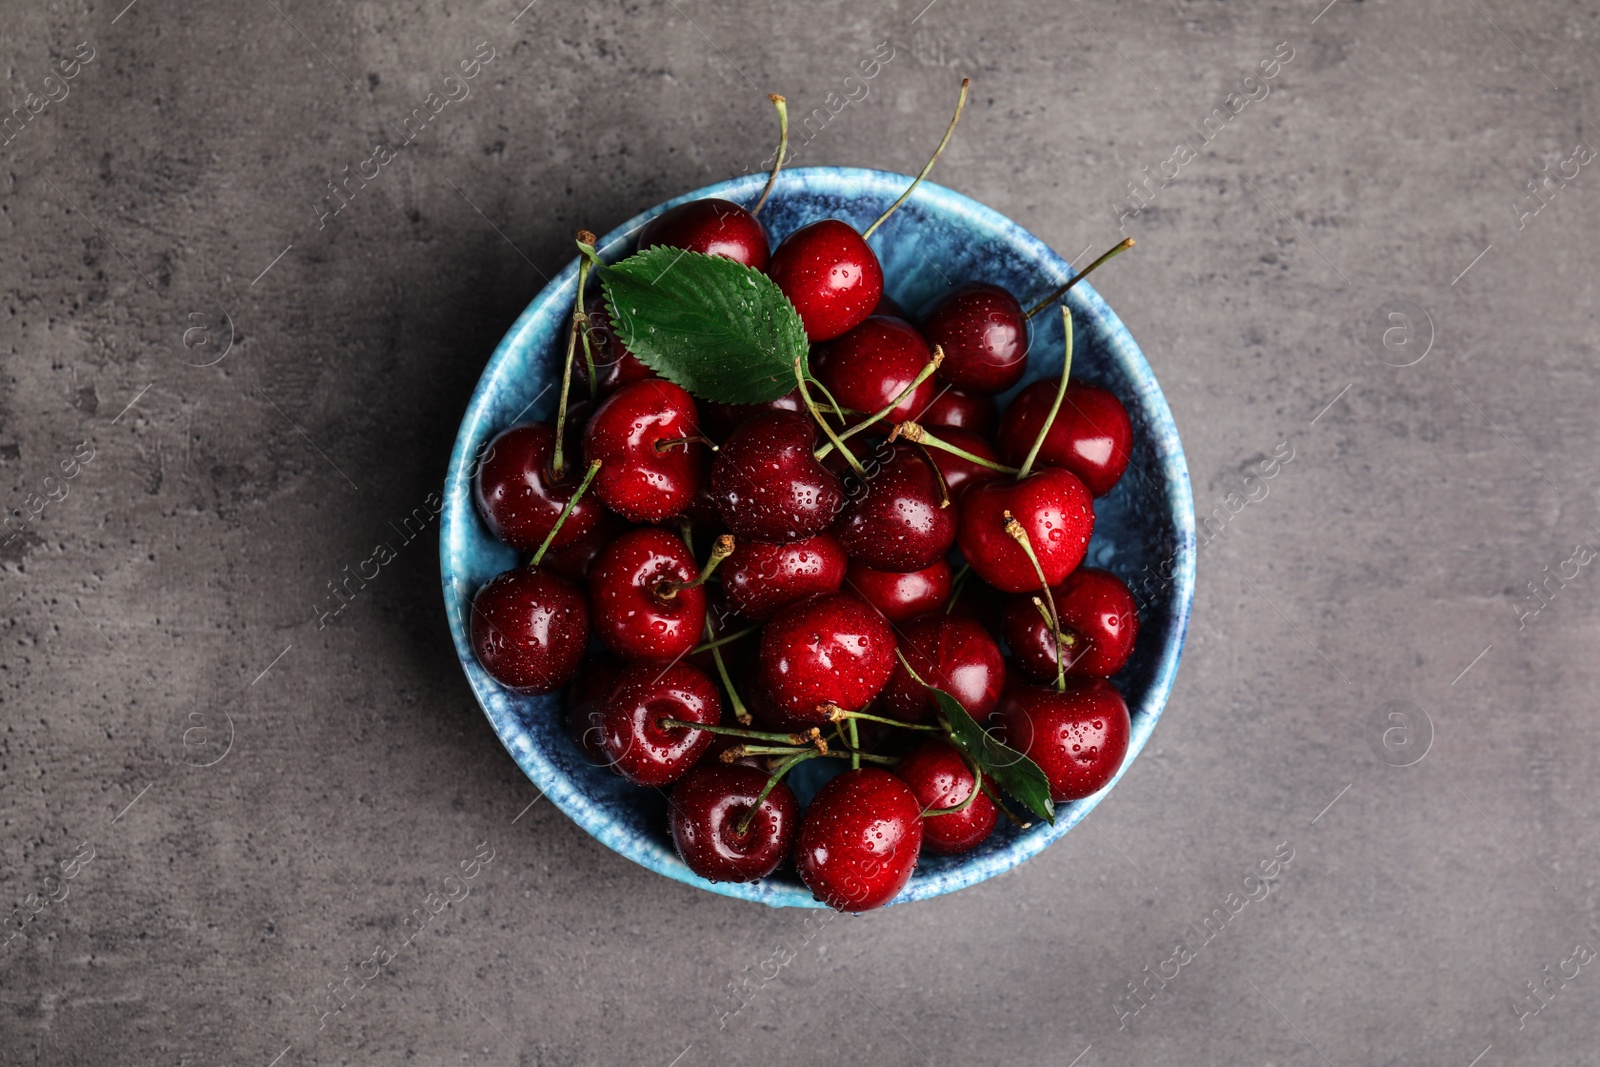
xmin=3 ymin=0 xmax=1599 ymax=1064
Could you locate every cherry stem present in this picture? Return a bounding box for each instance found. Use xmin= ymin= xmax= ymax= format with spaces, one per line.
xmin=822 ymin=705 xmax=940 ymax=732
xmin=702 ymin=617 xmax=753 ymax=725
xmin=833 ymin=347 xmax=944 ymax=445
xmin=910 ymin=440 xmax=951 ymax=509
xmin=1015 ymin=305 xmax=1073 ymax=481
xmin=921 ymin=762 xmax=983 ymax=818
xmin=807 ymin=377 xmax=849 ymax=425
xmin=1004 ymin=511 xmax=1065 ymax=693
xmin=750 ymin=94 xmax=789 ymax=218
xmin=944 ymin=562 xmax=973 ymax=614
xmin=661 ymin=719 xmax=821 ymax=746
xmin=862 ymin=78 xmax=970 ymax=241
xmin=1024 ymin=238 xmax=1135 ymax=319
xmin=726 ymin=743 xmax=822 ymax=760
xmin=655 ymin=435 xmax=718 ymax=453
xmin=893 ymin=646 xmax=930 ymax=688
xmin=847 ymin=718 xmax=860 ymax=770
xmin=1031 ymin=595 xmax=1072 ymax=692
xmin=553 ymin=231 xmax=596 ymax=482
xmin=981 ymin=779 xmax=1033 ymax=830
xmin=692 ymin=623 xmax=761 ymax=655
xmin=529 ymin=459 xmax=601 ymax=568
xmin=733 ymin=747 xmax=811 ymax=837
xmin=574 ymin=234 xmax=604 ymax=403
xmin=892 ymin=421 xmax=1019 ymax=475
xmin=656 ymin=534 xmax=735 ymax=600
xmin=795 ymin=359 xmax=866 ymax=476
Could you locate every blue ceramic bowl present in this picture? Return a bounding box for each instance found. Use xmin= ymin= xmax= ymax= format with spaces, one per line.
xmin=442 ymin=167 xmax=1195 ymax=908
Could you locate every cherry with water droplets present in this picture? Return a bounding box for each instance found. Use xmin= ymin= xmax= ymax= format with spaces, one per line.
xmin=473 ymin=422 xmax=604 ymax=552
xmin=766 ymin=219 xmax=884 ymax=342
xmin=587 ymin=527 xmax=707 ymax=662
xmin=921 ymin=386 xmax=998 ymax=434
xmin=720 ymin=532 xmax=847 ymax=621
xmin=833 ymin=443 xmax=956 ymax=573
xmin=845 ymin=558 xmax=951 ymax=623
xmin=470 ymin=566 xmax=589 ymax=693
xmin=598 ymin=661 xmax=722 ymax=787
xmin=991 ymin=678 xmax=1130 ymax=802
xmin=637 ymin=198 xmax=770 ymax=271
xmin=894 ymin=740 xmax=998 ymax=855
xmin=584 ymin=379 xmax=706 ymax=523
xmin=699 ymin=388 xmax=804 ymax=444
xmin=811 ymin=316 xmax=936 ymax=427
xmin=711 ymin=410 xmax=844 ymax=544
xmin=668 ymin=762 xmax=799 ymax=882
xmin=876 ymin=614 xmax=1005 ymax=724
xmin=998 ymin=381 xmax=1133 ymax=497
xmin=795 ymin=767 xmax=923 ymax=912
xmin=921 ymin=282 xmax=1030 ymax=394
xmin=572 ymin=297 xmax=658 ymax=398
xmin=1001 ymin=567 xmax=1140 ymax=683
xmin=955 ymin=468 xmax=1094 ymax=593
xmin=922 ymin=426 xmax=1004 ymax=498
xmin=758 ymin=592 xmax=895 ymax=723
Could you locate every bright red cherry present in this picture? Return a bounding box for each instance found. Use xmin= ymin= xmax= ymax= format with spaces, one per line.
xmin=720 ymin=532 xmax=847 ymax=621
xmin=766 ymin=219 xmax=884 ymax=342
xmin=598 ymin=661 xmax=721 ymax=787
xmin=795 ymin=768 xmax=923 ymax=912
xmin=584 ymin=379 xmax=705 ymax=523
xmin=920 ymin=283 xmax=1030 ymax=394
xmin=924 ymin=427 xmax=1003 ymax=498
xmin=921 ymin=387 xmax=997 ymax=434
xmin=573 ymin=297 xmax=658 ymax=398
xmin=758 ymin=592 xmax=895 ymax=723
xmin=991 ymin=679 xmax=1130 ymax=802
xmin=1001 ymin=567 xmax=1140 ymax=683
xmin=567 ymin=653 xmax=626 ymax=765
xmin=894 ymin=740 xmax=998 ymax=855
xmin=876 ymin=614 xmax=1005 ymax=724
xmin=845 ymin=559 xmax=950 ymax=623
xmin=812 ymin=316 xmax=936 ymax=426
xmin=833 ymin=444 xmax=956 ymax=573
xmin=473 ymin=422 xmax=605 ymax=552
xmin=998 ymin=382 xmax=1133 ymax=497
xmin=711 ymin=411 xmax=844 ymax=544
xmin=587 ymin=527 xmax=706 ymax=662
xmin=955 ymin=469 xmax=1094 ymax=593
xmin=668 ymin=762 xmax=799 ymax=882
xmin=470 ymin=566 xmax=589 ymax=693
xmin=637 ymin=198 xmax=770 ymax=271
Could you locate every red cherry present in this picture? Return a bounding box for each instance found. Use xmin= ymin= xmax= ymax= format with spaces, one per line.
xmin=955 ymin=469 xmax=1094 ymax=593
xmin=766 ymin=219 xmax=884 ymax=342
xmin=637 ymin=198 xmax=770 ymax=271
xmin=583 ymin=379 xmax=705 ymax=523
xmin=1001 ymin=567 xmax=1140 ymax=683
xmin=473 ymin=422 xmax=604 ymax=552
xmin=876 ymin=614 xmax=1005 ymax=724
xmin=811 ymin=316 xmax=935 ymax=427
xmin=539 ymin=508 xmax=626 ymax=581
xmin=991 ymin=679 xmax=1130 ymax=802
xmin=668 ymin=762 xmax=799 ymax=882
xmin=894 ymin=740 xmax=998 ymax=855
xmin=794 ymin=768 xmax=923 ymax=911
xmin=699 ymin=389 xmax=804 ymax=444
xmin=833 ymin=444 xmax=956 ymax=573
xmin=573 ymin=297 xmax=658 ymax=398
xmin=598 ymin=661 xmax=721 ymax=787
xmin=587 ymin=527 xmax=706 ymax=662
xmin=923 ymin=427 xmax=1003 ymax=498
xmin=921 ymin=387 xmax=997 ymax=434
xmin=567 ymin=653 xmax=626 ymax=765
xmin=920 ymin=283 xmax=1030 ymax=394
xmin=997 ymin=382 xmax=1133 ymax=497
xmin=844 ymin=559 xmax=951 ymax=623
xmin=711 ymin=410 xmax=844 ymax=544
xmin=873 ymin=294 xmax=908 ymax=319
xmin=758 ymin=592 xmax=895 ymax=723
xmin=720 ymin=532 xmax=847 ymax=621
xmin=469 ymin=566 xmax=589 ymax=693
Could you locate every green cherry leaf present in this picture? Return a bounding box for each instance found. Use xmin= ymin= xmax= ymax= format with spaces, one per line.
xmin=930 ymin=687 xmax=1056 ymax=826
xmin=597 ymin=247 xmax=808 ymax=404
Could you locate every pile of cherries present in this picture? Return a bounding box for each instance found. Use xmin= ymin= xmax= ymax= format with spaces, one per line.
xmin=469 ymin=86 xmax=1142 ymax=912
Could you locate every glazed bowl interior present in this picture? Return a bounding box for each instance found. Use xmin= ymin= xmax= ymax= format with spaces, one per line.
xmin=441 ymin=167 xmax=1195 ymax=908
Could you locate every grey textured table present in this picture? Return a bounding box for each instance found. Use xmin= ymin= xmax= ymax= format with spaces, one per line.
xmin=4 ymin=1 xmax=1598 ymax=1064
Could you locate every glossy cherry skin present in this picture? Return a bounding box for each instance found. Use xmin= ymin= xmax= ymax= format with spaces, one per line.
xmin=637 ymin=198 xmax=770 ymax=271
xmin=721 ymin=532 xmax=847 ymax=621
xmin=470 ymin=566 xmax=589 ymax=693
xmin=894 ymin=740 xmax=998 ymax=855
xmin=669 ymin=762 xmax=799 ymax=883
xmin=955 ymin=468 xmax=1094 ymax=593
xmin=584 ymin=379 xmax=705 ymax=523
xmin=833 ymin=444 xmax=957 ymax=573
xmin=920 ymin=283 xmax=1030 ymax=394
xmin=599 ymin=661 xmax=722 ymax=787
xmin=766 ymin=219 xmax=884 ymax=342
xmin=921 ymin=387 xmax=997 ymax=434
xmin=925 ymin=427 xmax=1004 ymax=498
xmin=573 ymin=297 xmax=658 ymax=398
xmin=758 ymin=592 xmax=896 ymax=723
xmin=876 ymin=614 xmax=1006 ymax=724
xmin=588 ymin=527 xmax=706 ymax=662
xmin=1001 ymin=567 xmax=1140 ymax=683
xmin=998 ymin=381 xmax=1133 ymax=497
xmin=845 ymin=559 xmax=950 ymax=623
xmin=711 ymin=411 xmax=845 ymax=544
xmin=812 ymin=316 xmax=936 ymax=426
xmin=795 ymin=768 xmax=923 ymax=912
xmin=991 ymin=679 xmax=1130 ymax=802
xmin=473 ymin=422 xmax=605 ymax=552
xmin=567 ymin=653 xmax=626 ymax=765
xmin=699 ymin=389 xmax=804 ymax=444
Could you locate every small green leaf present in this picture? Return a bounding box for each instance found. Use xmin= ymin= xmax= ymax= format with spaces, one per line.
xmin=597 ymin=247 xmax=808 ymax=404
xmin=930 ymin=687 xmax=1056 ymax=826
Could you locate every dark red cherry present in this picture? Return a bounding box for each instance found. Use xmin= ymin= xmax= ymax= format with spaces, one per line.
xmin=873 ymin=294 xmax=908 ymax=319
xmin=539 ymin=508 xmax=626 ymax=581
xmin=1001 ymin=567 xmax=1141 ymax=683
xmin=845 ymin=559 xmax=950 ymax=623
xmin=795 ymin=768 xmax=923 ymax=912
xmin=470 ymin=566 xmax=589 ymax=693
xmin=573 ymin=297 xmax=658 ymax=398
xmin=588 ymin=527 xmax=706 ymax=662
xmin=699 ymin=389 xmax=804 ymax=444
xmin=599 ymin=661 xmax=721 ymax=787
xmin=669 ymin=762 xmax=799 ymax=882
xmin=920 ymin=283 xmax=1030 ymax=394
xmin=637 ymin=198 xmax=770 ymax=272
xmin=812 ymin=316 xmax=935 ymax=426
xmin=758 ymin=592 xmax=895 ymax=723
xmin=894 ymin=740 xmax=998 ymax=855
xmin=584 ymin=379 xmax=705 ymax=523
xmin=567 ymin=653 xmax=626 ymax=765
xmin=876 ymin=614 xmax=1005 ymax=724
xmin=711 ymin=410 xmax=845 ymax=544
xmin=924 ymin=427 xmax=1003 ymax=498
xmin=766 ymin=219 xmax=884 ymax=342
xmin=833 ymin=444 xmax=956 ymax=573
xmin=955 ymin=469 xmax=1094 ymax=593
xmin=720 ymin=532 xmax=847 ymax=621
xmin=921 ymin=387 xmax=997 ymax=434
xmin=991 ymin=679 xmax=1130 ymax=802
xmin=473 ymin=422 xmax=605 ymax=552
xmin=998 ymin=382 xmax=1133 ymax=497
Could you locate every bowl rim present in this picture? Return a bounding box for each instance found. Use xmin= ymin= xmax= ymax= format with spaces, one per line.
xmin=441 ymin=165 xmax=1196 ymax=908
